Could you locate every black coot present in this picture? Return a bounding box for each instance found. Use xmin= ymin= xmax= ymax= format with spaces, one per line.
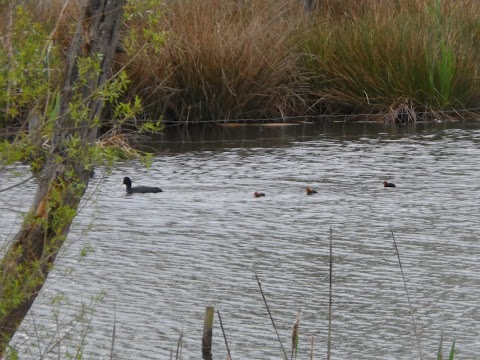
xmin=123 ymin=177 xmax=162 ymax=194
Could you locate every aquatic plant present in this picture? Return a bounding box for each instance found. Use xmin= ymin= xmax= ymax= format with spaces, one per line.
xmin=437 ymin=334 xmax=456 ymax=360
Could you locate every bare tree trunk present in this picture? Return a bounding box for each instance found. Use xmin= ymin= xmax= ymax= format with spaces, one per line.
xmin=0 ymin=0 xmax=126 ymax=355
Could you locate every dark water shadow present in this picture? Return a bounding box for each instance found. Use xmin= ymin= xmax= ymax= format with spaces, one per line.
xmin=135 ymin=118 xmax=480 ymax=153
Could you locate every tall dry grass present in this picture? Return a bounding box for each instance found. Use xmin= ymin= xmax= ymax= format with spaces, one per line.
xmin=120 ymin=0 xmax=309 ymax=123
xmin=303 ymin=0 xmax=480 ymax=120
xmin=3 ymin=0 xmax=480 ymax=124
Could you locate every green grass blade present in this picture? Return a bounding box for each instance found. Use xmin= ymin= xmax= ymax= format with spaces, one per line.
xmin=437 ymin=332 xmax=443 ymax=360
xmin=448 ymin=338 xmax=456 ymax=360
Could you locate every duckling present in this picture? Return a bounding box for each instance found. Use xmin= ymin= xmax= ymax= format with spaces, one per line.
xmin=306 ymin=187 xmax=318 ymax=195
xmin=383 ymin=180 xmax=396 ymax=188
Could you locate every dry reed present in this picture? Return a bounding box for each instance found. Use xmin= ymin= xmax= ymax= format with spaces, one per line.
xmin=3 ymin=0 xmax=480 ymax=125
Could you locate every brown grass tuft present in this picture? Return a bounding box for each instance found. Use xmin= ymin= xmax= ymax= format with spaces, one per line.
xmin=120 ymin=0 xmax=309 ymax=123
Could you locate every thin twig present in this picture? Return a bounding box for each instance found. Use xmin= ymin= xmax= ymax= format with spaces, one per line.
xmin=217 ymin=310 xmax=232 ymax=360
xmin=0 ymin=175 xmax=36 ymax=193
xmin=4 ymin=1 xmax=14 ymax=119
xmin=327 ymin=227 xmax=333 ymax=360
xmin=253 ymin=267 xmax=288 ymax=360
xmin=391 ymin=229 xmax=423 ymax=360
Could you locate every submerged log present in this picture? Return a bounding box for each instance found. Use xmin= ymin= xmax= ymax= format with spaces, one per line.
xmin=0 ymin=0 xmax=126 ymax=355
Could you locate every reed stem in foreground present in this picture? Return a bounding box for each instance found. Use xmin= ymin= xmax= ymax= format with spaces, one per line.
xmin=327 ymin=227 xmax=333 ymax=360
xmin=391 ymin=229 xmax=423 ymax=360
xmin=291 ymin=309 xmax=300 ymax=360
xmin=254 ymin=267 xmax=288 ymax=360
xmin=175 ymin=328 xmax=183 ymax=360
xmin=310 ymin=335 xmax=314 ymax=360
xmin=109 ymin=305 xmax=116 ymax=360
xmin=217 ymin=309 xmax=232 ymax=360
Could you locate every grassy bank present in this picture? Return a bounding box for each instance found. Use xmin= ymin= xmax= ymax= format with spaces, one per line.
xmin=2 ymin=0 xmax=480 ymax=126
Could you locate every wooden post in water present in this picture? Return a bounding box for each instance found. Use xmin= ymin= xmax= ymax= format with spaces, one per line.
xmin=202 ymin=306 xmax=214 ymax=360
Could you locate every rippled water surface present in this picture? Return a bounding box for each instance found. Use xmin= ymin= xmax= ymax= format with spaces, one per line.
xmin=2 ymin=121 xmax=480 ymax=359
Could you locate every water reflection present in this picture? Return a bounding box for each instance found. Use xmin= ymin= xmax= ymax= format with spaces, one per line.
xmin=2 ymin=120 xmax=480 ymax=359
xmin=138 ymin=117 xmax=477 ymax=153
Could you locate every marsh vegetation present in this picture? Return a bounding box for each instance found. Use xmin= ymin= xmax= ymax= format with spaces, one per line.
xmin=2 ymin=0 xmax=480 ymax=127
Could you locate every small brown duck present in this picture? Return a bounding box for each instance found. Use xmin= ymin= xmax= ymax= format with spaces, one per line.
xmin=383 ymin=180 xmax=396 ymax=188
xmin=306 ymin=187 xmax=318 ymax=195
xmin=253 ymin=192 xmax=266 ymax=198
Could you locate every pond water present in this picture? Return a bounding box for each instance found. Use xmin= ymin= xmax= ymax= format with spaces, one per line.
xmin=1 ymin=119 xmax=480 ymax=359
